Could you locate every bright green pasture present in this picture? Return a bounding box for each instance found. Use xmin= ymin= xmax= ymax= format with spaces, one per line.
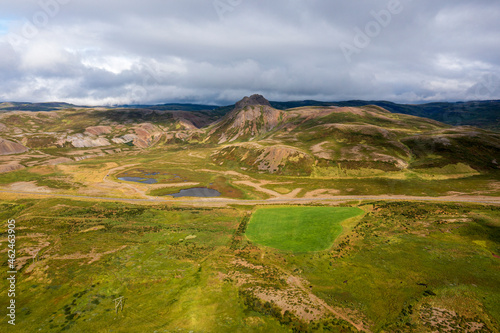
xmin=245 ymin=206 xmax=363 ymax=252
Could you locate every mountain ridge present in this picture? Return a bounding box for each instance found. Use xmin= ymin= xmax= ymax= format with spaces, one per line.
xmin=0 ymin=95 xmax=498 ymax=177
xmin=2 ymin=98 xmax=498 ymax=131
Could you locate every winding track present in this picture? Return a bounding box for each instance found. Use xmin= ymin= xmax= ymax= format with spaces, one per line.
xmin=0 ymin=189 xmax=499 ymax=205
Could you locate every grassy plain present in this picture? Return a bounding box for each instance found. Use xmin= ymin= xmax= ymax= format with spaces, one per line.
xmin=0 ymin=198 xmax=498 ymax=332
xmin=0 ymin=198 xmax=289 ymax=332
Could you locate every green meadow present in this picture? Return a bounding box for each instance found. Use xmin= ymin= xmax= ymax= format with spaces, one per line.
xmin=245 ymin=207 xmax=364 ymax=252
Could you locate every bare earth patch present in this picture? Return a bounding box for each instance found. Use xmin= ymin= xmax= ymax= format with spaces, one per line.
xmin=45 ymin=157 xmax=73 ymax=165
xmin=232 ymin=258 xmax=264 ymax=270
xmin=303 ymin=188 xmax=341 ymax=198
xmin=419 ymin=304 xmax=488 ymax=332
xmin=79 ymin=225 xmax=106 ymax=233
xmin=311 ymin=141 xmax=333 ymax=160
xmin=8 ymin=181 xmax=53 ymax=193
xmin=234 ymin=180 xmax=302 ymax=198
xmin=0 ymin=163 xmax=24 ymax=173
xmin=12 ymin=233 xmax=51 ymax=271
xmin=252 ymin=286 xmax=325 ymax=321
xmin=52 ymin=245 xmax=128 ymax=265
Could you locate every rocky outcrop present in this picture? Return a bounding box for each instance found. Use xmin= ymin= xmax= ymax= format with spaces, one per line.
xmin=112 ymin=134 xmax=136 ymax=144
xmin=174 ymin=118 xmax=197 ymax=130
xmin=132 ymin=123 xmax=163 ymax=148
xmin=234 ymin=94 xmax=271 ymax=110
xmin=0 ymin=138 xmax=29 ymax=155
xmin=85 ymin=126 xmax=112 ymax=136
xmin=110 ymin=124 xmax=163 ymax=148
xmin=67 ymin=134 xmax=111 ymax=148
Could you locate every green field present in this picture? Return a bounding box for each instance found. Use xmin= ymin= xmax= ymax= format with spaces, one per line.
xmin=1 ymin=199 xmax=499 ymax=332
xmin=245 ymin=207 xmax=364 ymax=252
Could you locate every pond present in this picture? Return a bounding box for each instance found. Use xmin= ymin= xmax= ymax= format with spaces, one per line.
xmin=116 ymin=169 xmax=190 ymax=184
xmin=118 ymin=177 xmax=158 ymax=184
xmin=169 ymin=187 xmax=221 ymax=198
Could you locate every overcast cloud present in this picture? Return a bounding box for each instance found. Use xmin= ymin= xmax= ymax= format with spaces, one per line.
xmin=0 ymin=0 xmax=499 ymax=105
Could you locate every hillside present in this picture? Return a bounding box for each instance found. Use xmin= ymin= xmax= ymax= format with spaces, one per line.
xmin=0 ymin=107 xmax=216 ymax=171
xmin=211 ymin=97 xmax=500 ymax=176
xmin=0 ymin=138 xmax=29 ymax=155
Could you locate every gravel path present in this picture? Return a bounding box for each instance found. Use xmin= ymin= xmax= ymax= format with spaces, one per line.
xmin=0 ymin=190 xmax=499 ymax=205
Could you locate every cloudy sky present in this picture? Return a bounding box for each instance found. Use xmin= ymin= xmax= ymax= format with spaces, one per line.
xmin=0 ymin=0 xmax=499 ymax=106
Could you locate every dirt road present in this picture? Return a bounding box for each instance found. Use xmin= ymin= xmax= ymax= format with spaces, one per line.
xmin=0 ymin=189 xmax=498 ymax=205
xmin=286 ymin=275 xmax=371 ymax=332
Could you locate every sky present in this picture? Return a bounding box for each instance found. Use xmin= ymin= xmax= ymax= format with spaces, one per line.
xmin=0 ymin=0 xmax=499 ymax=106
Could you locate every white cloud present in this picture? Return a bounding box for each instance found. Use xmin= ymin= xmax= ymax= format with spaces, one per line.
xmin=0 ymin=0 xmax=499 ymax=105
xmin=81 ymin=55 xmax=136 ymax=74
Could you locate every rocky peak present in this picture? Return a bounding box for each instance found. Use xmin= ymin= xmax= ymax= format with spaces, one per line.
xmin=234 ymin=94 xmax=271 ymax=110
xmin=206 ymin=95 xmax=285 ymax=144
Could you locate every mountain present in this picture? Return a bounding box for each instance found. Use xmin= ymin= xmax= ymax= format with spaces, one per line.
xmin=0 ymin=95 xmax=498 ymax=177
xmin=0 ymin=107 xmax=214 ymax=151
xmin=211 ymin=99 xmax=500 ymax=175
xmin=205 ymin=94 xmax=286 ymax=144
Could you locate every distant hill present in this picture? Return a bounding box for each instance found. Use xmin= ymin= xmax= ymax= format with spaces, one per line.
xmin=118 ymin=103 xmax=219 ymax=111
xmin=270 ymin=100 xmax=500 ymax=131
xmin=0 ymin=102 xmax=220 ymax=112
xmin=0 ymin=102 xmax=81 ymax=111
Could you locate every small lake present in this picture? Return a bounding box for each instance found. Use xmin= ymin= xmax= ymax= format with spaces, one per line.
xmin=118 ymin=177 xmax=158 ymax=184
xmin=169 ymin=187 xmax=221 ymax=198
